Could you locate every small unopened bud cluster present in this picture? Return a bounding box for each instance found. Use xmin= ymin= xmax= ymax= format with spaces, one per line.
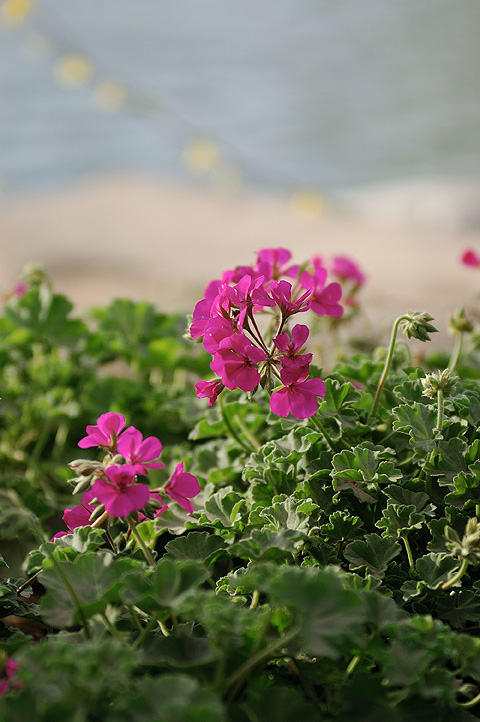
xmin=445 ymin=517 xmax=480 ymax=565
xmin=421 ymin=369 xmax=457 ymax=400
xmin=400 ymin=311 xmax=438 ymax=343
xmin=449 ymin=307 xmax=474 ymax=335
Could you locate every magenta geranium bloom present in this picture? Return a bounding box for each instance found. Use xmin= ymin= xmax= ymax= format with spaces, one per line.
xmin=203 ymin=316 xmax=235 ymax=354
xmin=227 ymin=274 xmax=275 ymax=329
xmin=92 ymin=464 xmax=150 ymax=517
xmin=78 ymin=412 xmax=127 ymax=451
xmin=270 ymin=364 xmax=325 ymax=419
xmin=301 ymin=269 xmax=343 ymax=318
xmin=51 ymin=490 xmax=99 ymax=540
xmin=165 ymin=462 xmax=201 ymax=514
xmin=274 ymin=323 xmax=312 ymax=368
xmin=331 ymin=256 xmax=365 ymax=285
xmin=462 ymin=249 xmax=480 ymax=267
xmin=256 ymin=247 xmax=293 ymax=281
xmin=195 ymin=379 xmax=224 ymax=406
xmin=211 ymin=334 xmax=267 ymax=392
xmin=270 ymin=280 xmax=311 ymax=318
xmin=117 ymin=427 xmax=164 ymax=476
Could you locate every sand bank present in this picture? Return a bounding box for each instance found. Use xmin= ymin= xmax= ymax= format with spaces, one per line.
xmin=0 ymin=174 xmax=479 ymax=342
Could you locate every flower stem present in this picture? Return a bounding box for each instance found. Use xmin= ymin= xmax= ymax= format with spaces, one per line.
xmin=401 ymin=532 xmax=415 ymax=573
xmin=128 ymin=516 xmax=155 ymax=567
xmin=442 ymin=558 xmax=469 ymax=589
xmin=448 ymin=332 xmax=463 ymax=373
xmin=371 ymin=315 xmax=410 ymax=416
xmin=226 ymin=628 xmax=298 ymax=690
xmin=219 ymin=394 xmax=252 ymax=452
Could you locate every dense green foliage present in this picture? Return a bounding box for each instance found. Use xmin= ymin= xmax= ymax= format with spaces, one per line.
xmin=3 ymin=270 xmax=480 ymax=720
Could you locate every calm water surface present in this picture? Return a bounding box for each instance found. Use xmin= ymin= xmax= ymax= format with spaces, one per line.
xmin=1 ymin=0 xmax=480 ymax=195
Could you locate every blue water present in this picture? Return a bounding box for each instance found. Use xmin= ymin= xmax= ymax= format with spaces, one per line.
xmin=1 ymin=0 xmax=480 ymax=195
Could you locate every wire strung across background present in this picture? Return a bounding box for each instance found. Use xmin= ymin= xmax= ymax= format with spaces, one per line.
xmin=0 ymin=0 xmax=328 ymax=218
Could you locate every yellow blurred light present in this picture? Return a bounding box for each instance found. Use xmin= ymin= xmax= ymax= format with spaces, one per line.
xmin=54 ymin=55 xmax=93 ymax=87
xmin=183 ymin=140 xmax=220 ymax=174
xmin=1 ymin=0 xmax=32 ymax=25
xmin=93 ymin=81 xmax=127 ymax=111
xmin=289 ymin=190 xmax=328 ymax=219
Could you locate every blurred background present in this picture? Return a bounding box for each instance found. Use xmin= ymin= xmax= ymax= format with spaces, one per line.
xmin=1 ymin=0 xmax=480 ymax=324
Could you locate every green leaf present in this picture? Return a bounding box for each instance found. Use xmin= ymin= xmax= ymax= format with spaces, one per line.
xmin=426 ymin=437 xmax=469 ymax=487
xmin=267 ymin=566 xmax=365 ymax=658
xmin=331 ymin=445 xmax=401 ymax=503
xmin=164 ymin=532 xmax=227 ymax=567
xmin=254 ymin=496 xmax=317 ymax=532
xmin=229 ymin=527 xmax=305 ymax=561
xmin=445 ymin=461 xmax=480 ymax=508
xmin=392 ymin=403 xmax=440 ymax=452
xmin=376 ymin=503 xmax=426 ymax=537
xmin=318 ymin=510 xmax=365 ymax=543
xmin=121 ymin=558 xmax=209 ymax=612
xmin=415 ymin=552 xmax=462 ymax=590
xmin=344 ymin=534 xmax=402 ymax=578
xmin=40 ymin=551 xmax=142 ymax=627
xmin=201 ymin=487 xmax=247 ymax=529
xmin=436 ymin=589 xmax=480 ymax=628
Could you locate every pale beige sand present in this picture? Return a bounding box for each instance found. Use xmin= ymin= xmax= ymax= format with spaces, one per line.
xmin=0 ymin=174 xmax=479 ymax=345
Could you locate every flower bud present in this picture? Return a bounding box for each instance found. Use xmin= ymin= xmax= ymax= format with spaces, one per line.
xmin=71 ymin=476 xmax=94 ymax=496
xmin=400 ymin=311 xmax=438 ymax=342
xmin=421 ymin=369 xmax=457 ymax=399
xmin=449 ymin=307 xmax=474 ymax=335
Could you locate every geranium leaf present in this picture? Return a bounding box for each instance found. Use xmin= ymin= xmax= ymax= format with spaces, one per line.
xmin=344 ymin=534 xmax=402 ymax=578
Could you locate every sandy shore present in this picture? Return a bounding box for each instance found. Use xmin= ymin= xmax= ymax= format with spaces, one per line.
xmin=0 ymin=174 xmax=479 ymax=344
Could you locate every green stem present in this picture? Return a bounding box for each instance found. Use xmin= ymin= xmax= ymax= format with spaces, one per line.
xmin=234 ymin=413 xmax=260 ymax=451
xmin=448 ymin=332 xmax=463 ymax=373
xmin=345 ymin=654 xmax=361 ymax=678
xmin=435 ymin=388 xmax=444 ymax=434
xmin=226 ymin=628 xmax=298 ymax=690
xmin=128 ymin=516 xmax=155 ymax=567
xmin=219 ymin=394 xmax=252 ymax=452
xmin=442 ymin=558 xmax=469 ymax=590
xmin=249 ymin=589 xmax=260 ymax=610
xmin=458 ymin=690 xmax=480 ymax=709
xmin=310 ymin=413 xmax=335 ymax=452
xmin=132 ymin=616 xmax=159 ymax=649
xmin=401 ymin=533 xmax=415 ymax=573
xmin=30 ymin=518 xmax=91 ymax=640
xmin=476 ymin=504 xmax=480 ymax=519
xmin=371 ymin=315 xmax=411 ymax=416
xmin=101 ymin=611 xmax=123 ymax=642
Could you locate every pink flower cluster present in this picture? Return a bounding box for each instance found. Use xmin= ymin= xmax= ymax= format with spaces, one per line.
xmin=0 ymin=658 xmax=21 ymax=695
xmin=191 ymin=247 xmax=359 ymax=419
xmin=53 ymin=413 xmax=200 ymax=537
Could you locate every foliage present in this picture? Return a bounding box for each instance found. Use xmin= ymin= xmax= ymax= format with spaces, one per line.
xmin=3 ymin=263 xmax=480 ymax=719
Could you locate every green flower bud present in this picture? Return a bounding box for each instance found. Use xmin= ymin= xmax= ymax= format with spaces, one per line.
xmin=421 ymin=369 xmax=457 ymax=399
xmin=449 ymin=307 xmax=474 ymax=335
xmin=400 ymin=311 xmax=438 ymax=342
xmin=445 ymin=517 xmax=480 ymax=564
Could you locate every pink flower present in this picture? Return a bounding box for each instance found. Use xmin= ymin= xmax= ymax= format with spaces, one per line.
xmin=92 ymin=464 xmax=150 ymax=517
xmin=211 ymin=334 xmax=267 ymax=392
xmin=270 ymin=364 xmax=325 ymax=419
xmin=462 ymin=249 xmax=480 ymax=267
xmin=270 ymin=280 xmax=311 ymax=318
xmin=331 ymin=256 xmax=365 ymax=285
xmin=50 ymin=490 xmax=99 ymax=540
xmin=195 ymin=379 xmax=224 ymax=406
xmin=256 ymin=247 xmax=293 ymax=281
xmin=117 ymin=427 xmax=164 ymax=476
xmin=165 ymin=462 xmax=200 ymax=514
xmin=78 ymin=412 xmax=127 ymax=451
xmin=11 ymin=281 xmax=28 ymax=297
xmin=300 ymin=269 xmax=343 ymax=318
xmin=0 ymin=658 xmax=21 ymax=695
xmin=227 ymin=274 xmax=274 ymax=329
xmin=274 ymin=323 xmax=312 ymax=368
xmin=203 ymin=316 xmax=235 ymax=354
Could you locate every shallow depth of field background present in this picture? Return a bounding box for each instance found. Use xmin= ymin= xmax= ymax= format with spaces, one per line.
xmin=0 ymin=0 xmax=479 ymax=328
